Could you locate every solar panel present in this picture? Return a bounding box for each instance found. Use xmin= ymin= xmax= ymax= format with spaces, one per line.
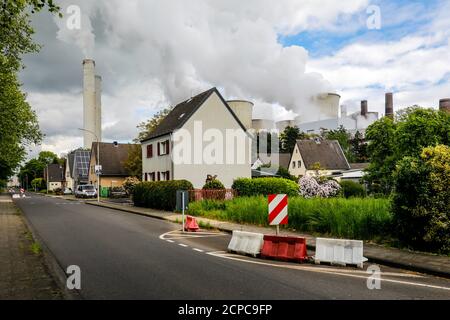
xmin=74 ymin=150 xmax=91 ymax=179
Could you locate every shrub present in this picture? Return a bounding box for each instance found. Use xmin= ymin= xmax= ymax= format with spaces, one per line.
xmin=188 ymin=196 xmax=392 ymax=240
xmin=298 ymin=175 xmax=341 ymax=198
xmin=392 ymin=145 xmax=450 ymax=254
xmin=202 ymin=179 xmax=225 ymax=190
xmin=340 ymin=180 xmax=366 ymax=198
xmin=132 ymin=180 xmax=193 ymax=211
xmin=276 ymin=166 xmax=297 ymax=181
xmin=123 ymin=176 xmax=140 ymax=195
xmin=202 ymin=179 xmax=226 ymax=200
xmin=31 ymin=178 xmax=46 ymax=191
xmin=232 ymin=177 xmax=298 ymax=197
xmin=54 ymin=188 xmax=63 ymax=195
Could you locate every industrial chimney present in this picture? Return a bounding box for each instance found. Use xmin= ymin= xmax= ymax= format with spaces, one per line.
xmin=439 ymin=98 xmax=450 ymax=114
xmin=361 ymin=100 xmax=368 ymax=116
xmin=385 ymin=93 xmax=394 ymax=118
xmin=82 ymin=59 xmax=102 ymax=149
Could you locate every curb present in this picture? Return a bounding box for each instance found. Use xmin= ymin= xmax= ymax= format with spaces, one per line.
xmin=86 ymin=201 xmax=450 ymax=279
xmin=14 ymin=197 xmax=83 ymax=300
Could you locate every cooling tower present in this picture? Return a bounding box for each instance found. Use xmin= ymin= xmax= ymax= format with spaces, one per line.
xmin=227 ymin=100 xmax=254 ymax=130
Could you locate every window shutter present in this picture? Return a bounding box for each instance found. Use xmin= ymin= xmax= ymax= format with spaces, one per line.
xmin=166 ymin=171 xmax=170 ymax=180
xmin=157 ymin=172 xmax=160 ymax=181
xmin=165 ymin=140 xmax=170 ymax=155
xmin=144 ymin=173 xmax=148 ymax=181
xmin=149 ymin=144 xmax=153 ymax=158
xmin=152 ymin=172 xmax=155 ymax=181
xmin=157 ymin=142 xmax=160 ymax=156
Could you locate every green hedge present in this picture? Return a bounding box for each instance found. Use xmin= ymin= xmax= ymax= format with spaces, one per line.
xmin=188 ymin=196 xmax=392 ymax=240
xmin=339 ymin=180 xmax=366 ymax=198
xmin=232 ymin=177 xmax=298 ymax=197
xmin=132 ymin=180 xmax=193 ymax=211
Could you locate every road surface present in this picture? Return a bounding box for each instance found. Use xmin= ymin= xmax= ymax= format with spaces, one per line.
xmin=13 ymin=194 xmax=450 ymax=300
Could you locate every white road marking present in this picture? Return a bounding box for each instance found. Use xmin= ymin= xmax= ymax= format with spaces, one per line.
xmin=206 ymin=251 xmax=450 ymax=291
xmin=159 ymin=229 xmax=227 ymax=241
xmin=193 ymin=248 xmax=204 ymax=252
xmin=166 ymin=240 xmax=175 ymax=243
xmin=178 ymin=244 xmax=188 ymax=247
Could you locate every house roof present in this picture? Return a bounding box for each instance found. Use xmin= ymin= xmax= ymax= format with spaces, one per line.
xmin=45 ymin=164 xmax=64 ymax=182
xmin=349 ymin=162 xmax=369 ymax=170
xmin=294 ymin=139 xmax=350 ymax=170
xmin=140 ymin=87 xmax=247 ymax=142
xmin=91 ymin=142 xmax=136 ymax=176
xmin=67 ymin=152 xmax=75 ymax=178
xmin=254 ymin=153 xmax=292 ymax=169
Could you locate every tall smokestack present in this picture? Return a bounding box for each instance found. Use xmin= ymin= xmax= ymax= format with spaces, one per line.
xmin=82 ymin=59 xmax=101 ymax=149
xmin=385 ymin=92 xmax=394 ymax=118
xmin=95 ymin=75 xmax=102 ymax=143
xmin=439 ymin=98 xmax=450 ymax=114
xmin=361 ymin=100 xmax=368 ymax=116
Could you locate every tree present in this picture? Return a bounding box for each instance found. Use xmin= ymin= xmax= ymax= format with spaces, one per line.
xmin=135 ymin=107 xmax=173 ymax=142
xmin=395 ymin=107 xmax=450 ymax=158
xmin=31 ymin=177 xmax=45 ymax=191
xmin=364 ymin=107 xmax=450 ymax=195
xmin=0 ymin=1 xmax=61 ymax=179
xmin=392 ymin=145 xmax=450 ymax=254
xmin=123 ymin=144 xmax=142 ymax=179
xmin=37 ymin=151 xmax=59 ymax=165
xmin=322 ymin=125 xmax=355 ymax=162
xmin=350 ymin=131 xmax=368 ymax=163
xmin=279 ymin=126 xmax=307 ymax=153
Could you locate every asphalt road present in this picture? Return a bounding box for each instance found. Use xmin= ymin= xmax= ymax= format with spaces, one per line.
xmin=13 ymin=194 xmax=450 ymax=300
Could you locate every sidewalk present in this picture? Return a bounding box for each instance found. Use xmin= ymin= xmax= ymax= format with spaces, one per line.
xmin=0 ymin=194 xmax=62 ymax=299
xmin=86 ymin=199 xmax=450 ymax=278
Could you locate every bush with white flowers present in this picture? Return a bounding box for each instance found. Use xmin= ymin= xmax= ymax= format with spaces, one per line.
xmin=298 ymin=175 xmax=341 ymax=198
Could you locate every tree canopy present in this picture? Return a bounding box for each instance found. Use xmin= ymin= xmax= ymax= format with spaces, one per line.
xmin=364 ymin=107 xmax=450 ymax=194
xmin=0 ymin=1 xmax=60 ymax=180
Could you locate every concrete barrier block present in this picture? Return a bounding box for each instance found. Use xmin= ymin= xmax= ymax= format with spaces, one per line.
xmin=228 ymin=231 xmax=264 ymax=257
xmin=315 ymin=237 xmax=368 ymax=268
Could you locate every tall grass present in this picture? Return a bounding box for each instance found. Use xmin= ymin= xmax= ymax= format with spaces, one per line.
xmin=187 ymin=196 xmax=392 ymax=240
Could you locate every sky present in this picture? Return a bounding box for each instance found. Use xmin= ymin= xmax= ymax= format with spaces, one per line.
xmin=19 ymin=0 xmax=450 ymax=158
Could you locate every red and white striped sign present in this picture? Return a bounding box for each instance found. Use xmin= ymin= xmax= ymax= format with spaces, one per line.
xmin=268 ymin=194 xmax=288 ymax=226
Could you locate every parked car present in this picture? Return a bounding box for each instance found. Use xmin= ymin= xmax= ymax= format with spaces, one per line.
xmin=63 ymin=188 xmax=73 ymax=195
xmin=75 ymin=184 xmax=97 ymax=198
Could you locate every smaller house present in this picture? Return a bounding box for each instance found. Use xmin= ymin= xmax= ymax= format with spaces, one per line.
xmin=44 ymin=164 xmax=64 ymax=191
xmin=339 ymin=163 xmax=369 ymax=183
xmin=288 ymin=139 xmax=350 ymax=177
xmin=63 ymin=152 xmax=75 ymax=191
xmin=89 ymin=142 xmax=136 ymax=190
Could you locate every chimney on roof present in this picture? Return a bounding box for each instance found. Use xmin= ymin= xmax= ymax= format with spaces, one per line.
xmin=385 ymin=92 xmax=394 ymax=118
xmin=439 ymin=98 xmax=450 ymax=114
xmin=360 ymin=100 xmax=368 ymax=116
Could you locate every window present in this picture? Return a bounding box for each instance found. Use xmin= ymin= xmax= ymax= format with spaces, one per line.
xmin=144 ymin=173 xmax=148 ymax=181
xmin=161 ymin=171 xmax=171 ymax=181
xmin=158 ymin=140 xmax=170 ymax=156
xmin=298 ymin=160 xmax=301 ymax=168
xmin=292 ymin=162 xmax=296 ymax=169
xmin=146 ymin=144 xmax=153 ymax=158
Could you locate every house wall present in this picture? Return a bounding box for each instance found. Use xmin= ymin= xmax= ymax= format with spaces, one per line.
xmin=48 ymin=182 xmax=62 ymax=191
xmin=288 ymin=143 xmax=306 ymax=177
xmin=173 ymin=92 xmax=251 ymax=188
xmin=65 ymin=164 xmax=74 ymax=190
xmin=97 ymin=176 xmax=127 ymax=188
xmin=141 ymin=134 xmax=172 ymax=182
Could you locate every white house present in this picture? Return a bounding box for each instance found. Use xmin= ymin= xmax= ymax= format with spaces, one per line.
xmin=288 ymin=139 xmax=350 ymax=177
xmin=140 ymin=88 xmax=252 ymax=188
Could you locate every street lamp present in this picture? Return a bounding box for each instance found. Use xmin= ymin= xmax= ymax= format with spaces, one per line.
xmin=78 ymin=128 xmax=100 ymax=203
